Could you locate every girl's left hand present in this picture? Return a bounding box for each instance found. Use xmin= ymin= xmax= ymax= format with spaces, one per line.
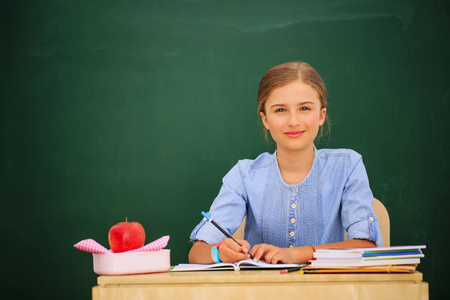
xmin=250 ymin=244 xmax=294 ymax=264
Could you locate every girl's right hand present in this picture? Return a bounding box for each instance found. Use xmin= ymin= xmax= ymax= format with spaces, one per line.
xmin=218 ymin=238 xmax=251 ymax=263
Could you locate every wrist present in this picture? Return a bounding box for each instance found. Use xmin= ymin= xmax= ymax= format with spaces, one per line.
xmin=211 ymin=240 xmax=225 ymax=263
xmin=307 ymin=245 xmax=316 ymax=260
xmin=291 ymin=245 xmax=315 ymax=263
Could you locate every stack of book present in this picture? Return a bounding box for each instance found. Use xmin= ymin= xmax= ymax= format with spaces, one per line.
xmin=304 ymin=245 xmax=425 ymax=273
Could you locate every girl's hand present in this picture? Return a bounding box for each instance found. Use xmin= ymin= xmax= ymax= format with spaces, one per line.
xmin=250 ymin=244 xmax=294 ymax=264
xmin=218 ymin=238 xmax=251 ymax=263
xmin=251 ymin=244 xmax=315 ymax=264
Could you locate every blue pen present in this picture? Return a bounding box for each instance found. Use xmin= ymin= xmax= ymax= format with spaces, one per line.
xmin=201 ymin=211 xmax=256 ymax=260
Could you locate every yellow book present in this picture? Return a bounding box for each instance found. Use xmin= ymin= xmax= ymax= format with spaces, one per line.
xmin=300 ymin=264 xmax=417 ymax=273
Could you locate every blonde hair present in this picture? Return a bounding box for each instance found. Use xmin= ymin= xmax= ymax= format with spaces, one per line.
xmin=257 ymin=61 xmax=330 ymax=141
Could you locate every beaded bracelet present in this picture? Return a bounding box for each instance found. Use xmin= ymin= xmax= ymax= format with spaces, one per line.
xmin=308 ymin=245 xmax=316 ymax=260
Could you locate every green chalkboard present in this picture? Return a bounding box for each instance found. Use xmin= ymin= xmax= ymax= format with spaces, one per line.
xmin=1 ymin=1 xmax=449 ymax=299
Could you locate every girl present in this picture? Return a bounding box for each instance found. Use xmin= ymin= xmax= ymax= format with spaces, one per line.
xmin=189 ymin=62 xmax=382 ymax=264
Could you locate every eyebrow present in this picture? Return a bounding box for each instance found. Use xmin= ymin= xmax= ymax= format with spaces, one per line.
xmin=270 ymin=101 xmax=316 ymax=109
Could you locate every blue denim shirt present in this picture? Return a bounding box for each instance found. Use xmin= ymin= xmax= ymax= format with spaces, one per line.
xmin=190 ymin=147 xmax=383 ymax=248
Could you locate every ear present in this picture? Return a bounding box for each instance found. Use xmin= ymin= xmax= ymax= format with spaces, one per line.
xmin=260 ymin=111 xmax=270 ymax=130
xmin=319 ymin=107 xmax=327 ymax=126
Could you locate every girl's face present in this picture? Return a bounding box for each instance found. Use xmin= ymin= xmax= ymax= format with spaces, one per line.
xmin=260 ymin=80 xmax=326 ymax=153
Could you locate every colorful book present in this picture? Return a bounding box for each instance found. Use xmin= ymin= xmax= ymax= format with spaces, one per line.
xmin=310 ymin=245 xmax=425 ymax=268
xmin=316 ymin=254 xmax=424 ymax=261
xmin=310 ymin=258 xmax=421 ymax=267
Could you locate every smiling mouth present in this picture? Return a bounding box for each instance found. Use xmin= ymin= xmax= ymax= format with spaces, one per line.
xmin=285 ymin=131 xmax=305 ymax=138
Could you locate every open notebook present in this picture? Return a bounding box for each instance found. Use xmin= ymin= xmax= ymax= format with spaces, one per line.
xmin=171 ymin=259 xmax=303 ymax=271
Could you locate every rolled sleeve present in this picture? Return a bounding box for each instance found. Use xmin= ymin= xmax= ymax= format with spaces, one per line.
xmin=189 ymin=216 xmax=226 ymax=244
xmin=347 ymin=213 xmax=382 ymax=246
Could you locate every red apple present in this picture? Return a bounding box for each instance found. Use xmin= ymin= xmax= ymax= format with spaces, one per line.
xmin=108 ymin=217 xmax=146 ymax=253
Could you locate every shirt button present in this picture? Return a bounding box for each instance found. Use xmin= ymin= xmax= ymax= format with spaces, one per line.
xmin=369 ymin=217 xmax=374 ymax=222
xmin=289 ymin=245 xmax=294 ymax=248
xmin=293 ymin=187 xmax=296 ymax=193
xmin=290 ymin=231 xmax=295 ymax=237
xmin=291 ymin=218 xmax=296 ymax=224
xmin=291 ymin=203 xmax=296 ymax=209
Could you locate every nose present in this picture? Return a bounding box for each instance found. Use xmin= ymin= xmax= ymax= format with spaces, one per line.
xmin=288 ymin=112 xmax=300 ymax=127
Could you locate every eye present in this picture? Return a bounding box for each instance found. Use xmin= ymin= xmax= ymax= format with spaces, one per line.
xmin=300 ymin=107 xmax=311 ymax=111
xmin=275 ymin=108 xmax=286 ymax=112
